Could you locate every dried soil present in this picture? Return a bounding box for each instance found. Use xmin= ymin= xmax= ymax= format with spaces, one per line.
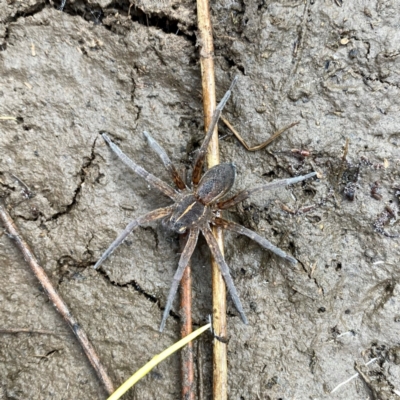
xmin=1 ymin=1 xmax=400 ymax=399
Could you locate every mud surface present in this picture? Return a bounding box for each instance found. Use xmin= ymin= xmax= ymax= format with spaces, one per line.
xmin=1 ymin=1 xmax=400 ymax=399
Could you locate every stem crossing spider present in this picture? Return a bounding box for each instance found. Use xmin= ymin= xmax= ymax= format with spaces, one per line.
xmin=94 ymin=78 xmax=316 ymax=331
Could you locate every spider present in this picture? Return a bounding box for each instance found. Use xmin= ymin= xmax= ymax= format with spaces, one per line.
xmin=94 ymin=77 xmax=317 ymax=331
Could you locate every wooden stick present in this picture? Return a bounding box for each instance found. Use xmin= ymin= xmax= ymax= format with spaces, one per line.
xmin=0 ymin=203 xmax=115 ymax=395
xmin=179 ymin=233 xmax=195 ymax=400
xmin=196 ymin=1 xmax=228 ymax=399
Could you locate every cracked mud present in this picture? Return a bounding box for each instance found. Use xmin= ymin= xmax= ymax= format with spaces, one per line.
xmin=1 ymin=1 xmax=400 ymax=399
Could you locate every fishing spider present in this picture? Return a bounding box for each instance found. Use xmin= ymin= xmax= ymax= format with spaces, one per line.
xmin=94 ymin=78 xmax=316 ymax=331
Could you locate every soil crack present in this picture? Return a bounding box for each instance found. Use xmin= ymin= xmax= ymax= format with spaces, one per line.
xmin=58 ymin=0 xmax=195 ymax=41
xmin=96 ymin=266 xmax=180 ymax=321
xmin=46 ymin=136 xmax=98 ymax=222
xmin=355 ymin=69 xmax=400 ymax=90
xmin=0 ymin=1 xmax=46 ymax=51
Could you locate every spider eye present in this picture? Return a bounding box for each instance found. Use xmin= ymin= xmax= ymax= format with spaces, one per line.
xmin=195 ymin=163 xmax=236 ymax=205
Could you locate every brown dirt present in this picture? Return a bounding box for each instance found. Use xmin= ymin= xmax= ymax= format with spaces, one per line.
xmin=1 ymin=1 xmax=400 ymax=399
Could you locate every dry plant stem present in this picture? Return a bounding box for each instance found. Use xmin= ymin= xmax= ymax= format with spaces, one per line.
xmin=179 ymin=233 xmax=195 ymax=400
xmin=197 ymin=0 xmax=228 ymax=398
xmin=221 ymin=116 xmax=299 ymax=151
xmin=0 ymin=204 xmax=115 ymax=395
xmin=0 ymin=328 xmax=67 ymax=335
xmin=197 ymin=340 xmax=205 ymax=400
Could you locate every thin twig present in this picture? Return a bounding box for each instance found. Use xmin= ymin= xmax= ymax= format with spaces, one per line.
xmin=197 ymin=340 xmax=205 ymax=400
xmin=281 ymin=0 xmax=310 ymax=94
xmin=10 ymin=173 xmax=35 ymax=198
xmin=330 ymin=358 xmax=377 ymax=394
xmin=178 ymin=168 xmax=194 ymax=399
xmin=196 ymin=0 xmax=228 ymax=398
xmin=0 ymin=203 xmax=115 ymax=395
xmin=221 ymin=116 xmax=299 ymax=151
xmin=180 ymin=232 xmax=194 ymax=400
xmin=0 ymin=328 xmax=68 ymax=335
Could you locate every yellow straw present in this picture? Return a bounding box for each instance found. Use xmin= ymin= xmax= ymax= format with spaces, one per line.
xmin=107 ymin=323 xmax=211 ymax=400
xmin=0 ymin=116 xmax=16 ymax=120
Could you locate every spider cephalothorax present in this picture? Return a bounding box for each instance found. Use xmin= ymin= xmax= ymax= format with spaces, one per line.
xmin=166 ymin=163 xmax=235 ymax=233
xmin=94 ymin=78 xmax=316 ymax=331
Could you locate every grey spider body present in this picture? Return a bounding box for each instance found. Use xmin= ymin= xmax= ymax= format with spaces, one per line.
xmin=94 ymin=78 xmax=317 ymax=331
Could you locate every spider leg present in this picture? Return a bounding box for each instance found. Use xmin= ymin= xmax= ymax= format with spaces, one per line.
xmin=102 ymin=133 xmax=178 ymax=200
xmin=159 ymin=228 xmax=199 ymax=332
xmin=93 ymin=206 xmax=172 ymax=270
xmin=143 ymin=131 xmax=187 ymax=190
xmin=218 ymin=172 xmax=317 ymax=209
xmin=201 ymin=224 xmax=248 ymax=324
xmin=192 ymin=77 xmax=238 ymax=185
xmin=214 ymin=217 xmax=297 ymax=264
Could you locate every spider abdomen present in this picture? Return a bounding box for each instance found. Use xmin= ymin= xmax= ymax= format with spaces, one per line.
xmin=167 ymin=194 xmax=211 ymax=233
xmin=195 ymin=163 xmax=236 ymax=205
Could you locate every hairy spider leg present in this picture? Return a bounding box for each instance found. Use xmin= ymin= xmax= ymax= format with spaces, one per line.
xmin=102 ymin=133 xmax=178 ymax=200
xmin=192 ymin=76 xmax=238 ymax=185
xmin=202 ymin=225 xmax=248 ymax=324
xmin=143 ymin=131 xmax=187 ymax=190
xmin=214 ymin=218 xmax=297 ymax=264
xmin=159 ymin=228 xmax=199 ymax=332
xmin=93 ymin=206 xmax=172 ymax=270
xmin=218 ymin=172 xmax=317 ymax=209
